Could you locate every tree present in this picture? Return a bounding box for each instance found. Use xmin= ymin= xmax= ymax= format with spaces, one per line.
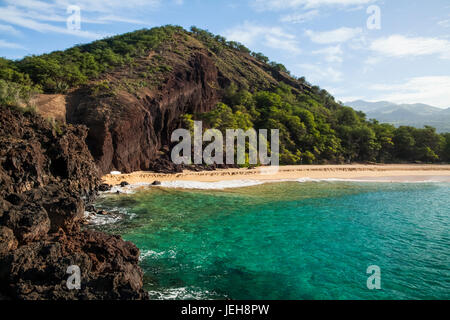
xmin=441 ymin=133 xmax=450 ymax=162
xmin=251 ymin=52 xmax=269 ymax=64
xmin=393 ymin=127 xmax=416 ymax=161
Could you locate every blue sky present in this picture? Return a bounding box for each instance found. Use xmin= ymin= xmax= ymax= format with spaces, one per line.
xmin=1 ymin=0 xmax=449 ymax=108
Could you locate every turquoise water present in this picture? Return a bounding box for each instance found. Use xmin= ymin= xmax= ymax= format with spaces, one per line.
xmin=94 ymin=181 xmax=450 ymax=300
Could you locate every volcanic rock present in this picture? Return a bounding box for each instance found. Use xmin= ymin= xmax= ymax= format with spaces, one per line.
xmin=0 ymin=106 xmax=148 ymax=300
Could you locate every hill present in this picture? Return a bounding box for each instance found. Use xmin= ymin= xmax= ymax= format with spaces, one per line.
xmin=346 ymin=100 xmax=450 ymax=133
xmin=1 ymin=25 xmax=450 ymax=172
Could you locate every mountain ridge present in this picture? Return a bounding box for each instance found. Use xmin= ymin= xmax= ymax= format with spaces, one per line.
xmin=346 ymin=100 xmax=450 ymax=133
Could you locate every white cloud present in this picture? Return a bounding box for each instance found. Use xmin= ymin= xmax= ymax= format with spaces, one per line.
xmin=370 ymin=76 xmax=450 ymax=108
xmin=0 ymin=39 xmax=25 ymax=49
xmin=95 ymin=15 xmax=149 ymax=25
xmin=438 ymin=19 xmax=450 ymax=28
xmin=224 ymin=22 xmax=302 ymax=54
xmin=361 ymin=55 xmax=382 ymax=73
xmin=305 ymin=27 xmax=362 ymax=44
xmin=0 ymin=0 xmax=158 ymax=41
xmin=253 ymin=0 xmax=376 ymax=11
xmin=0 ymin=24 xmax=21 ymax=35
xmin=370 ymin=35 xmax=450 ymax=60
xmin=5 ymin=0 xmax=55 ymax=11
xmin=51 ymin=0 xmax=160 ymax=13
xmin=0 ymin=7 xmax=106 ymax=39
xmin=312 ymin=45 xmax=343 ymax=63
xmin=4 ymin=0 xmax=160 ymax=14
xmin=297 ymin=64 xmax=343 ymax=82
xmin=338 ymin=95 xmax=364 ymax=103
xmin=280 ymin=10 xmax=319 ymax=23
xmin=364 ymin=56 xmax=382 ymax=65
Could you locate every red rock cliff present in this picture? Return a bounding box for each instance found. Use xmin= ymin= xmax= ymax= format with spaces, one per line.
xmin=67 ymin=51 xmax=219 ymax=174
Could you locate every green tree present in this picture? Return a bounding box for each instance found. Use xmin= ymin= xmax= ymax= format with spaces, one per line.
xmin=441 ymin=133 xmax=450 ymax=162
xmin=393 ymin=127 xmax=416 ymax=161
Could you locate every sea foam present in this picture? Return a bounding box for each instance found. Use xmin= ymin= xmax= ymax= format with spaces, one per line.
xmin=84 ymin=211 xmax=122 ymax=225
xmin=98 ymin=177 xmax=445 ymax=194
xmin=100 ymin=182 xmax=153 ymax=194
xmin=160 ymin=180 xmax=266 ymax=190
xmin=147 ymin=287 xmax=220 ymax=300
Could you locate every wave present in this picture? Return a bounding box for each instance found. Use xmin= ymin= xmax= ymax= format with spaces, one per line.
xmin=304 ymin=177 xmax=444 ymax=183
xmin=160 ymin=180 xmax=266 ymax=189
xmin=155 ymin=178 xmax=444 ymax=189
xmin=147 ymin=287 xmax=219 ymax=300
xmin=101 ymin=182 xmax=153 ymax=194
xmin=84 ymin=205 xmax=137 ymax=225
xmin=140 ymin=249 xmax=177 ymax=261
xmin=99 ymin=177 xmax=446 ymax=193
xmin=84 ymin=211 xmax=122 ymax=225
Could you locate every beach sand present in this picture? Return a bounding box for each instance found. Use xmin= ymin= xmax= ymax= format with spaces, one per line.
xmin=102 ymin=164 xmax=450 ymax=185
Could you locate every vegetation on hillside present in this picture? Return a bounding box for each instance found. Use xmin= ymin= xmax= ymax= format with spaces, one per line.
xmin=0 ymin=26 xmax=184 ymax=93
xmin=0 ymin=79 xmax=37 ymax=114
xmin=185 ymin=84 xmax=450 ymax=164
xmin=0 ymin=25 xmax=449 ymax=164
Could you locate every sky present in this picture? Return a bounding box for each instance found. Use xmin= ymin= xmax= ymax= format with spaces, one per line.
xmin=0 ymin=0 xmax=449 ymax=108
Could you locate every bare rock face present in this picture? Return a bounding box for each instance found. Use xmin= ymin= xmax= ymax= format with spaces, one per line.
xmin=3 ymin=202 xmax=51 ymax=243
xmin=0 ymin=227 xmax=18 ymax=255
xmin=0 ymin=230 xmax=145 ymax=300
xmin=0 ymin=107 xmax=148 ymax=300
xmin=67 ymin=52 xmax=220 ymax=174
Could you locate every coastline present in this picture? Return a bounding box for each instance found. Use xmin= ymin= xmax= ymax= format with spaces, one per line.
xmin=102 ymin=164 xmax=450 ymax=185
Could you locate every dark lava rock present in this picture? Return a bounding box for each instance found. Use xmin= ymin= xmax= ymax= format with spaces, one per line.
xmin=148 ymin=157 xmax=183 ymax=174
xmin=98 ymin=184 xmax=112 ymax=192
xmin=120 ymin=181 xmax=129 ymax=187
xmin=151 ymin=181 xmax=162 ymax=186
xmin=0 ymin=230 xmax=146 ymax=300
xmin=3 ymin=202 xmax=51 ymax=243
xmin=0 ymin=226 xmax=17 ymax=255
xmin=0 ymin=106 xmax=148 ymax=300
xmin=85 ymin=205 xmax=95 ymax=212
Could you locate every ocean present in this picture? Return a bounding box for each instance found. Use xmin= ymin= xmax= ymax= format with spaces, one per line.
xmin=92 ymin=180 xmax=450 ymax=300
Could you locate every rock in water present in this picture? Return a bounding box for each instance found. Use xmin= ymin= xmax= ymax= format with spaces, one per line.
xmin=0 ymin=106 xmax=148 ymax=300
xmin=85 ymin=205 xmax=96 ymax=212
xmin=152 ymin=181 xmax=162 ymax=186
xmin=98 ymin=184 xmax=112 ymax=192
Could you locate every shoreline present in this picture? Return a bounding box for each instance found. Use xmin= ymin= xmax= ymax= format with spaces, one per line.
xmin=102 ymin=164 xmax=450 ymax=185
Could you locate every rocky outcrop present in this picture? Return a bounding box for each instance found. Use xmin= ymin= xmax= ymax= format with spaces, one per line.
xmin=0 ymin=230 xmax=145 ymax=300
xmin=0 ymin=107 xmax=147 ymax=300
xmin=67 ymin=52 xmax=220 ymax=175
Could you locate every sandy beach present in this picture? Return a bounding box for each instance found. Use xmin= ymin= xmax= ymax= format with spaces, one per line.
xmin=102 ymin=164 xmax=450 ymax=185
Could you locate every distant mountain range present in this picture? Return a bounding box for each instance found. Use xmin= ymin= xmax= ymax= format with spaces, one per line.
xmin=345 ymin=100 xmax=450 ymax=133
